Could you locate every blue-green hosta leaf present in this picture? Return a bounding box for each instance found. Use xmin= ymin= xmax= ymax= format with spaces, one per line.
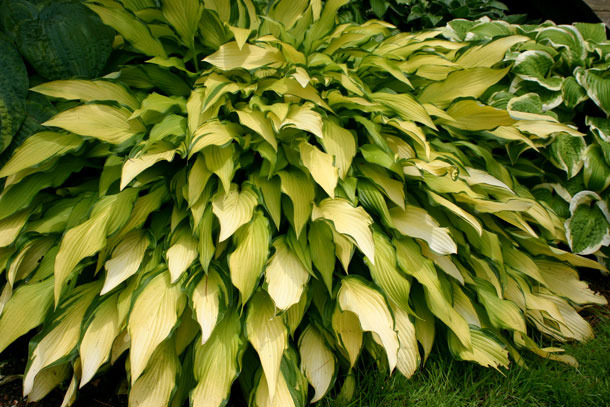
xmin=548 ymin=133 xmax=586 ymax=178
xmin=337 ymin=276 xmax=399 ymax=372
xmin=228 ymin=210 xmax=271 ymax=304
xmin=44 ymin=105 xmax=145 ymax=145
xmin=311 ymin=198 xmax=375 ymax=262
xmin=575 ymin=68 xmax=610 ymax=116
xmin=566 ymin=192 xmax=610 ymax=255
xmin=191 ymin=309 xmax=245 ymax=407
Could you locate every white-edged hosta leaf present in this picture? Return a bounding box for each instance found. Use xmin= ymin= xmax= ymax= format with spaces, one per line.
xmin=229 ymin=210 xmax=270 ymax=303
xmin=0 ymin=278 xmax=54 ymax=353
xmin=299 ymin=325 xmax=336 ymax=403
xmin=390 ymin=205 xmax=457 ymax=255
xmin=278 ymin=169 xmax=315 ymax=237
xmin=312 ymin=198 xmax=375 ymax=262
xmin=265 ymin=236 xmax=310 ymax=310
xmin=191 ymin=309 xmax=245 ymax=407
xmin=337 ymin=276 xmax=399 ymax=372
xmin=576 ymin=68 xmax=610 ymax=116
xmin=86 ymin=0 xmax=167 ymax=58
xmin=390 ymin=302 xmax=420 ymax=378
xmin=246 ymin=291 xmax=288 ymax=402
xmin=419 ymin=67 xmax=509 ymax=108
xmin=212 ymin=183 xmax=258 ymax=242
xmin=129 ymin=340 xmax=179 ymax=407
xmin=203 ymin=42 xmax=285 ymax=70
xmin=167 ymin=225 xmax=198 ymax=282
xmin=0 ymin=132 xmax=83 ymax=178
xmin=322 ymin=119 xmax=356 ymax=179
xmin=31 ymin=80 xmax=139 ymax=109
xmin=102 ymin=230 xmax=149 ymax=295
xmin=536 ymin=260 xmax=607 ymax=305
xmin=79 ymin=294 xmax=120 ymax=387
xmin=128 ymin=271 xmax=185 ymax=383
xmin=548 ymin=133 xmax=585 ymax=178
xmin=44 ymin=105 xmax=145 ymax=145
xmin=566 ymin=201 xmax=610 ymax=255
xmin=23 ymin=282 xmax=100 ymax=396
xmin=192 ymin=267 xmax=229 ymax=344
xmin=299 ymin=141 xmax=338 ymax=198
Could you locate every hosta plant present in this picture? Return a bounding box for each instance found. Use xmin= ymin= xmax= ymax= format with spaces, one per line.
xmin=441 ymin=18 xmax=610 ymax=262
xmin=0 ymin=1 xmax=607 ymax=406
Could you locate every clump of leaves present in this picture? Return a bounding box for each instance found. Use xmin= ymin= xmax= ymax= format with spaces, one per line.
xmin=337 ymin=0 xmax=525 ymax=30
xmin=0 ymin=1 xmax=606 ymax=406
xmin=441 ymin=18 xmax=610 ymax=263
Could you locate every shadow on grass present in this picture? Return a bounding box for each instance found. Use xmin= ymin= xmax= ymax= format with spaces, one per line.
xmin=322 ymin=306 xmax=610 ymax=407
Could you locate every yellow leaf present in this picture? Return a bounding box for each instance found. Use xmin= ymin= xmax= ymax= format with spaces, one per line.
xmin=390 ymin=205 xmax=457 ymax=255
xmin=167 ymin=225 xmax=198 ymax=282
xmin=31 ymin=80 xmax=139 ymax=109
xmin=229 ymin=211 xmax=270 ymax=303
xmin=265 ymin=236 xmax=310 ymax=310
xmin=299 ymin=141 xmax=338 ymax=198
xmin=212 ymin=183 xmax=258 ymax=242
xmin=44 ymin=105 xmax=145 ymax=144
xmin=203 ymin=42 xmax=285 ymax=70
xmin=299 ymin=325 xmax=335 ymax=402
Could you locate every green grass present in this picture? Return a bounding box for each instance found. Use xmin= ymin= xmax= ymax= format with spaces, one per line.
xmin=322 ymin=307 xmax=610 ymax=407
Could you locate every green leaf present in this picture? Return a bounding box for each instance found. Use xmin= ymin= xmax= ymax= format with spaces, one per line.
xmin=566 ymin=194 xmax=610 ymax=255
xmin=548 ymin=133 xmax=585 ymax=178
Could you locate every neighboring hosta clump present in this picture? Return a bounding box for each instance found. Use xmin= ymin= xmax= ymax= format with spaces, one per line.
xmin=0 ymin=1 xmax=607 ymax=406
xmin=442 ymin=18 xmax=610 ymax=261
